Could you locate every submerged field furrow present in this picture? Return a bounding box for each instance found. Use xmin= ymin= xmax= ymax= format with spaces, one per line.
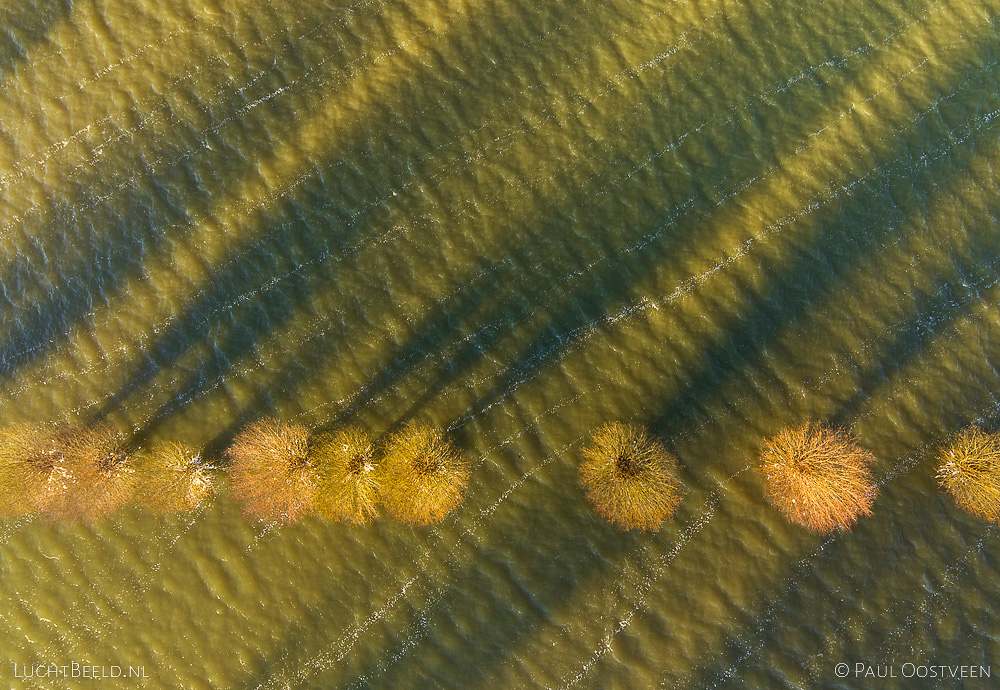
xmin=1 ymin=0 xmax=1000 ymax=688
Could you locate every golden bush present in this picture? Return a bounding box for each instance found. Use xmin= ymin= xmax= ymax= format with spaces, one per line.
xmin=226 ymin=417 xmax=317 ymax=523
xmin=312 ymin=427 xmax=380 ymax=524
xmin=579 ymin=422 xmax=685 ymax=531
xmin=381 ymin=423 xmax=470 ymax=525
xmin=0 ymin=424 xmax=47 ymax=515
xmin=132 ymin=441 xmax=216 ymax=514
xmin=12 ymin=423 xmax=136 ymax=521
xmin=937 ymin=426 xmax=1000 ymax=522
xmin=757 ymin=422 xmax=877 ymax=532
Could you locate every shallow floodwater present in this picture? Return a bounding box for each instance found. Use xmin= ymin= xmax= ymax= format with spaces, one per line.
xmin=1 ymin=0 xmax=999 ymax=687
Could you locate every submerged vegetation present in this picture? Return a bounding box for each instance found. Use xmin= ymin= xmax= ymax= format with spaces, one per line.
xmin=226 ymin=417 xmax=317 ymax=524
xmin=579 ymin=422 xmax=685 ymax=531
xmin=132 ymin=441 xmax=216 ymax=514
xmin=0 ymin=424 xmax=42 ymax=516
xmin=0 ymin=418 xmax=471 ymax=526
xmin=381 ymin=423 xmax=470 ymax=526
xmin=313 ymin=427 xmax=380 ymax=524
xmin=937 ymin=427 xmax=1000 ymax=522
xmin=757 ymin=422 xmax=877 ymax=533
xmin=0 ymin=423 xmax=134 ymax=522
xmin=0 ymin=414 xmax=992 ymax=535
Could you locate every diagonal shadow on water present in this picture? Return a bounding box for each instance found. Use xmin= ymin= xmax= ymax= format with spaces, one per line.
xmin=672 ymin=205 xmax=1000 ymax=688
xmin=677 ymin=470 xmax=1000 ymax=690
xmin=204 ymin=0 xmax=918 ymax=456
xmin=0 ymin=4 xmax=386 ymax=387
xmin=645 ymin=65 xmax=1000 ymax=461
xmin=829 ymin=236 xmax=1000 ymax=429
xmin=325 ymin=35 xmax=1000 ymax=690
xmin=231 ymin=7 xmax=1000 ymax=690
xmin=95 ymin=0 xmax=622 ymax=443
xmin=0 ymin=0 xmax=72 ymax=82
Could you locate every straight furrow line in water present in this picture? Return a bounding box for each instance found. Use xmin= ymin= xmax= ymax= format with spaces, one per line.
xmin=692 ymin=535 xmax=841 ymax=690
xmin=0 ymin=0 xmax=876 ymax=340
xmin=870 ymin=526 xmax=997 ymax=659
xmin=697 ymin=528 xmax=995 ymax=689
xmin=0 ymin=0 xmax=397 ymax=192
xmin=10 ymin=5 xmax=727 ymax=401
xmin=0 ymin=0 xmax=619 ymax=377
xmin=2 ymin=0 xmax=936 ymax=396
xmin=70 ymin=16 xmax=963 ymax=439
xmin=1 ymin=22 xmax=291 ymax=191
xmin=316 ymin=457 xmax=744 ymax=687
xmin=1 ymin=0 xmax=984 ymax=672
xmin=559 ymin=494 xmax=723 ymax=690
xmin=680 ymin=396 xmax=1000 ymax=688
xmin=73 ymin=61 xmax=985 ymax=672
xmin=444 ymin=86 xmax=1000 ymax=435
xmin=359 ymin=15 xmax=982 ymax=425
xmin=248 ymin=541 xmax=452 ymax=690
xmin=551 ymin=334 xmax=1000 ymax=684
xmin=799 ymin=253 xmax=1000 ymax=394
xmin=260 ymin=437 xmax=584 ymax=690
xmin=293 ymin=416 xmax=739 ymax=688
xmin=0 ymin=0 xmax=596 ymax=233
xmin=76 ymin=52 xmax=984 ymax=672
xmin=801 ymin=273 xmax=1000 ymax=395
xmin=0 ymin=0 xmax=958 ymax=401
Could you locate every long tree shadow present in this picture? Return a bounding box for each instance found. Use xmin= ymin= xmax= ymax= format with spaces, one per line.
xmin=670 ymin=269 xmax=1000 ymax=688
xmin=677 ymin=454 xmax=1000 ymax=689
xmin=643 ymin=59 xmax=1000 ymax=454
xmin=0 ymin=0 xmax=72 ymax=81
xmin=94 ymin=0 xmax=627 ymax=440
xmin=0 ymin=1 xmax=403 ymax=385
xmin=202 ymin=0 xmax=924 ymax=452
xmin=239 ymin=457 xmax=702 ymax=690
xmin=229 ymin=11 xmax=1000 ymax=690
xmin=89 ymin=187 xmax=347 ymax=432
xmin=656 ymin=100 xmax=1000 ymax=690
xmin=829 ymin=234 xmax=1000 ymax=428
xmin=451 ymin=37 xmax=1000 ymax=442
xmin=322 ymin=33 xmax=1000 ymax=690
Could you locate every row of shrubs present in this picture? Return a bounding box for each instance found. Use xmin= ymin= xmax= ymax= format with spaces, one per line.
xmin=0 ymin=416 xmax=995 ymax=531
xmin=581 ymin=421 xmax=1000 ymax=532
xmin=0 ymin=419 xmax=470 ymax=526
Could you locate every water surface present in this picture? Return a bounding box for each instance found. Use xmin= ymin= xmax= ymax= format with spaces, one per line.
xmin=1 ymin=0 xmax=1000 ymax=687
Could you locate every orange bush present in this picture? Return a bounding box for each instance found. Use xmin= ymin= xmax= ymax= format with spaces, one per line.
xmin=226 ymin=418 xmax=317 ymax=523
xmin=12 ymin=423 xmax=136 ymax=521
xmin=937 ymin=426 xmax=1000 ymax=522
xmin=757 ymin=422 xmax=876 ymax=532
xmin=579 ymin=422 xmax=685 ymax=531
xmin=133 ymin=441 xmax=216 ymax=514
xmin=381 ymin=423 xmax=469 ymax=525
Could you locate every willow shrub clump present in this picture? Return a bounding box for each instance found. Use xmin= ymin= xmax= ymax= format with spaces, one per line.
xmin=133 ymin=441 xmax=215 ymax=514
xmin=381 ymin=423 xmax=470 ymax=525
xmin=10 ymin=423 xmax=135 ymax=521
xmin=937 ymin=426 xmax=1000 ymax=521
xmin=579 ymin=422 xmax=685 ymax=531
xmin=757 ymin=422 xmax=877 ymax=532
xmin=0 ymin=424 xmax=41 ymax=515
xmin=312 ymin=427 xmax=380 ymax=524
xmin=226 ymin=418 xmax=317 ymax=523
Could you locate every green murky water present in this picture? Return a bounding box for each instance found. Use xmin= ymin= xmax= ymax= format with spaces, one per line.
xmin=1 ymin=0 xmax=1000 ymax=687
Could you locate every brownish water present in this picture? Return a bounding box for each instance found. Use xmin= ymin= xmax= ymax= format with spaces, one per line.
xmin=1 ymin=0 xmax=1000 ymax=687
